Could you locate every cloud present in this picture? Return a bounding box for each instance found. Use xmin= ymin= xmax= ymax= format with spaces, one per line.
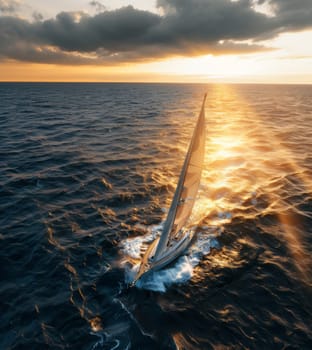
xmin=0 ymin=0 xmax=22 ymax=14
xmin=89 ymin=1 xmax=106 ymax=13
xmin=0 ymin=0 xmax=311 ymax=65
xmin=32 ymin=11 xmax=43 ymax=22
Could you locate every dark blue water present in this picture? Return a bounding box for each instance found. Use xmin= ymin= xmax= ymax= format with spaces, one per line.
xmin=1 ymin=83 xmax=312 ymax=349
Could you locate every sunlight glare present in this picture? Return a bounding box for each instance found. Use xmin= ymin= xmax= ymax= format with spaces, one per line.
xmin=197 ymin=84 xmax=311 ymax=282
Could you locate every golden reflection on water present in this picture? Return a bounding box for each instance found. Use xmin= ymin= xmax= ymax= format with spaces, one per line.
xmin=67 ymin=261 xmax=103 ymax=331
xmin=185 ymin=84 xmax=311 ymax=282
xmin=90 ymin=316 xmax=103 ymax=332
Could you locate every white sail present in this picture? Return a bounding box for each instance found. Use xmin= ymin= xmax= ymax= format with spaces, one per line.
xmin=131 ymin=94 xmax=207 ymax=286
xmin=154 ymin=94 xmax=206 ymax=259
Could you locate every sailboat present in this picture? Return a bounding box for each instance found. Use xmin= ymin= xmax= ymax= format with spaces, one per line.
xmin=132 ymin=94 xmax=207 ymax=286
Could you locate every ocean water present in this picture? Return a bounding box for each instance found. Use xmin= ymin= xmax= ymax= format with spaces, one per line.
xmin=1 ymin=82 xmax=312 ymax=349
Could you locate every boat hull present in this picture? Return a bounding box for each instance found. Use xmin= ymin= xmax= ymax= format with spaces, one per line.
xmin=132 ymin=229 xmax=195 ymax=285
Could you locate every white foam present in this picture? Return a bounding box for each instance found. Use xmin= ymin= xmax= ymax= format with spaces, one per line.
xmin=90 ymin=332 xmax=105 ymax=350
xmin=90 ymin=321 xmax=130 ymax=350
xmin=121 ymin=225 xmax=219 ymax=292
xmin=120 ymin=223 xmax=163 ymax=260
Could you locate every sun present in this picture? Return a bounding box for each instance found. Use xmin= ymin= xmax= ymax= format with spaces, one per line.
xmin=124 ymin=30 xmax=312 ymax=84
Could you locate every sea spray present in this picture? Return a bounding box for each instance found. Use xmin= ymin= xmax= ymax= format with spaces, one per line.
xmin=120 ymin=225 xmax=219 ymax=292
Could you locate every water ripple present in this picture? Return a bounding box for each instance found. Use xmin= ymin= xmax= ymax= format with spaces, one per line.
xmin=1 ymin=83 xmax=312 ymax=349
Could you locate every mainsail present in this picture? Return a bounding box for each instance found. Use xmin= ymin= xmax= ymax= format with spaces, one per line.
xmin=154 ymin=94 xmax=206 ymax=259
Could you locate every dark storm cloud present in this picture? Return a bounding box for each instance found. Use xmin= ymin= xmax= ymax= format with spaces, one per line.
xmin=0 ymin=0 xmax=312 ymax=64
xmin=268 ymin=0 xmax=312 ymax=30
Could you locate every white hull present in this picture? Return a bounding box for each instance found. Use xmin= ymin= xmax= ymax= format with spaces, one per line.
xmin=132 ymin=229 xmax=195 ymax=285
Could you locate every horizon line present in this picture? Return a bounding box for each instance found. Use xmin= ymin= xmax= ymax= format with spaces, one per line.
xmin=1 ymin=81 xmax=312 ymax=85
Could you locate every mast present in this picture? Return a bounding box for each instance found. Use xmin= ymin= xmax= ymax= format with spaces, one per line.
xmin=154 ymin=94 xmax=206 ymax=259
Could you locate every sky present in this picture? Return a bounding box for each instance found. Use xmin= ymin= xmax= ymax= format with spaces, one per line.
xmin=0 ymin=0 xmax=312 ymax=83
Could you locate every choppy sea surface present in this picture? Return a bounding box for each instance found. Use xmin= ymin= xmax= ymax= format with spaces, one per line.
xmin=1 ymin=82 xmax=312 ymax=350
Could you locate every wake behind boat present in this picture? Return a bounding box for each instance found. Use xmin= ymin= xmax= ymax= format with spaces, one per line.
xmin=132 ymin=94 xmax=207 ymax=286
